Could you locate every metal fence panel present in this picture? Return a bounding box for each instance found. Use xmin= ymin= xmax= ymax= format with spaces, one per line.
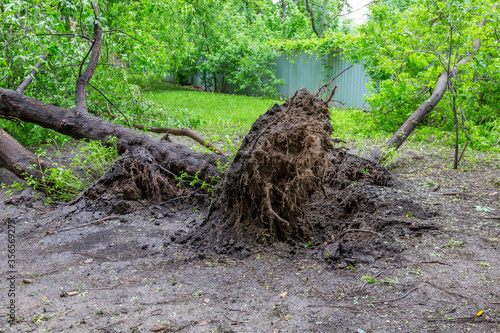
xmin=274 ymin=51 xmax=370 ymax=109
xmin=181 ymin=51 xmax=371 ymax=109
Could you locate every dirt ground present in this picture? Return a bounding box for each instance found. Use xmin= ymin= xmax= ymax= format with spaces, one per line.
xmin=0 ymin=144 xmax=499 ymax=333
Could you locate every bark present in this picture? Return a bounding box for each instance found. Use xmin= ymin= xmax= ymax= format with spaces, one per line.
xmin=376 ymin=4 xmax=498 ymax=160
xmin=0 ymin=88 xmax=222 ymax=181
xmin=75 ymin=2 xmax=102 ymax=111
xmin=0 ymin=127 xmax=52 ymax=181
xmin=0 ymin=2 xmax=223 ymax=186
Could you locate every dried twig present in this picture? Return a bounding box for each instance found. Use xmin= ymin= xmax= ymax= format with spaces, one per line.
xmin=316 ymin=65 xmax=353 ymax=97
xmin=32 ymin=268 xmax=65 ymax=278
xmin=370 ymin=286 xmax=419 ymax=304
xmin=88 ymin=283 xmax=122 ymax=291
xmin=360 ymin=272 xmax=382 ymax=291
xmin=425 ymin=281 xmax=469 ymax=299
xmin=421 ymin=260 xmax=451 ymax=266
xmin=54 ymin=216 xmax=121 ymax=233
xmin=72 ymin=252 xmax=112 ymax=261
xmin=307 ymin=304 xmax=358 ymax=309
xmin=335 ymin=229 xmax=383 ymax=241
xmin=427 ymin=316 xmax=496 ymax=323
xmin=223 ymin=307 xmax=248 ymax=313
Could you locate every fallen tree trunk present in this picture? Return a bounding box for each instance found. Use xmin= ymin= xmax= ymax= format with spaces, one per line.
xmin=374 ymin=3 xmax=498 ymax=161
xmin=0 ymin=88 xmax=222 ymax=181
xmin=0 ymin=127 xmax=52 ymax=181
xmin=0 ymin=2 xmax=223 ymax=187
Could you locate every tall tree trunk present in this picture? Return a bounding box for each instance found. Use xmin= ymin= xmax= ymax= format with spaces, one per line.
xmin=304 ymin=0 xmax=322 ymax=37
xmin=281 ymin=0 xmax=287 ymax=21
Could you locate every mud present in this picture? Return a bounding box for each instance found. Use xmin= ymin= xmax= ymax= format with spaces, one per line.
xmin=186 ymin=90 xmax=431 ymax=263
xmin=0 ymin=91 xmax=499 ymax=332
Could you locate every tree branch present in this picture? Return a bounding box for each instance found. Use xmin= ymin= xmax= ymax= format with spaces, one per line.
xmin=103 ymin=29 xmax=154 ymax=49
xmin=75 ymin=2 xmax=102 ymax=111
xmin=87 ymin=82 xmax=132 ymax=128
xmin=304 ymin=0 xmax=322 ymax=37
xmin=377 ymin=3 xmax=499 ymax=160
xmin=133 ymin=123 xmax=227 ymax=156
xmin=16 ymin=51 xmax=47 ymax=94
xmin=36 ymin=33 xmax=93 ymax=41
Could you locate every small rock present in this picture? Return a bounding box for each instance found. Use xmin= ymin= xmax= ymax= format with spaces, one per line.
xmin=23 ymin=279 xmax=32 ymax=284
xmin=240 ymin=249 xmax=251 ymax=258
xmin=84 ymin=258 xmax=93 ymax=264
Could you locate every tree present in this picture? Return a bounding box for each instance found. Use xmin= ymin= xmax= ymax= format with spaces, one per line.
xmin=0 ymin=0 xmax=221 ymax=186
xmin=348 ymin=0 xmax=499 ymax=159
xmin=303 ymin=0 xmax=349 ymax=37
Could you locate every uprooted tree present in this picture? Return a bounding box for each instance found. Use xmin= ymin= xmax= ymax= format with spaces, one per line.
xmin=0 ymin=2 xmax=221 ymax=187
xmin=0 ymin=1 xmax=398 ymax=248
xmin=348 ymin=1 xmax=499 ymax=162
xmin=1 ymin=1 xmax=446 ymax=250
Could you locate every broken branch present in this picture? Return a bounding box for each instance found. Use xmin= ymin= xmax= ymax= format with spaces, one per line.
xmin=133 ymin=123 xmax=227 ymax=156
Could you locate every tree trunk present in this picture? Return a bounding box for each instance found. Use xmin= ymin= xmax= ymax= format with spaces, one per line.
xmin=376 ymin=4 xmax=498 ymax=160
xmin=0 ymin=127 xmax=52 ymax=181
xmin=304 ymin=0 xmax=322 ymax=37
xmin=0 ymin=88 xmax=222 ymax=182
xmin=281 ymin=0 xmax=287 ymax=21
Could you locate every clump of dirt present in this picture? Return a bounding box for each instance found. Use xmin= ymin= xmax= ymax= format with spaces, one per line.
xmin=80 ymin=148 xmax=185 ymax=210
xmin=185 ymin=89 xmax=437 ymax=261
xmin=200 ymin=89 xmax=334 ymax=245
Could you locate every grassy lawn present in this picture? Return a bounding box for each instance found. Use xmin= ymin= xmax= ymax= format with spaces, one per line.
xmin=135 ymin=79 xmax=498 ymax=164
xmin=140 ymin=80 xmax=278 ymax=136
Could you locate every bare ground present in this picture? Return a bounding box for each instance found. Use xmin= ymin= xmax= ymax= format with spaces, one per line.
xmin=0 ymin=146 xmax=499 ymax=333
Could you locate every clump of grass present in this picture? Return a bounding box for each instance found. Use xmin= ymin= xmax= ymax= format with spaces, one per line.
xmin=26 ymin=139 xmax=120 ymax=202
xmin=444 ymin=239 xmax=464 ymax=249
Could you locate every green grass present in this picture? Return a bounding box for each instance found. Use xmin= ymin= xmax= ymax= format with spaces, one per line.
xmin=135 ymin=78 xmax=499 ymax=163
xmin=136 ymin=79 xmax=278 ymax=136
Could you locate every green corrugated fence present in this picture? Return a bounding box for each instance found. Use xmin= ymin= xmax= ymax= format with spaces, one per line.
xmin=189 ymin=50 xmax=371 ymax=109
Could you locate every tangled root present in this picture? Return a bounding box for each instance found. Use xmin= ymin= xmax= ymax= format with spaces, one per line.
xmin=206 ymin=89 xmax=334 ymax=244
xmin=83 ymin=148 xmax=184 ymax=202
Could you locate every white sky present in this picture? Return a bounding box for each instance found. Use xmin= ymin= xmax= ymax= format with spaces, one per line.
xmin=272 ymin=0 xmax=371 ymax=25
xmin=345 ymin=0 xmax=371 ymax=25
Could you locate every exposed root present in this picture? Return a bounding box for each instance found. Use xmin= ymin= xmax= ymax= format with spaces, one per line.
xmin=192 ymin=89 xmax=336 ymax=246
xmin=81 ymin=148 xmax=185 ymax=203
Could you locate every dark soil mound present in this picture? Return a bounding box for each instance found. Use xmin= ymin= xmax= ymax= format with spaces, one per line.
xmin=77 ymin=148 xmax=186 ymax=214
xmin=202 ymin=89 xmax=335 ymax=244
xmin=183 ymin=89 xmax=437 ymax=260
